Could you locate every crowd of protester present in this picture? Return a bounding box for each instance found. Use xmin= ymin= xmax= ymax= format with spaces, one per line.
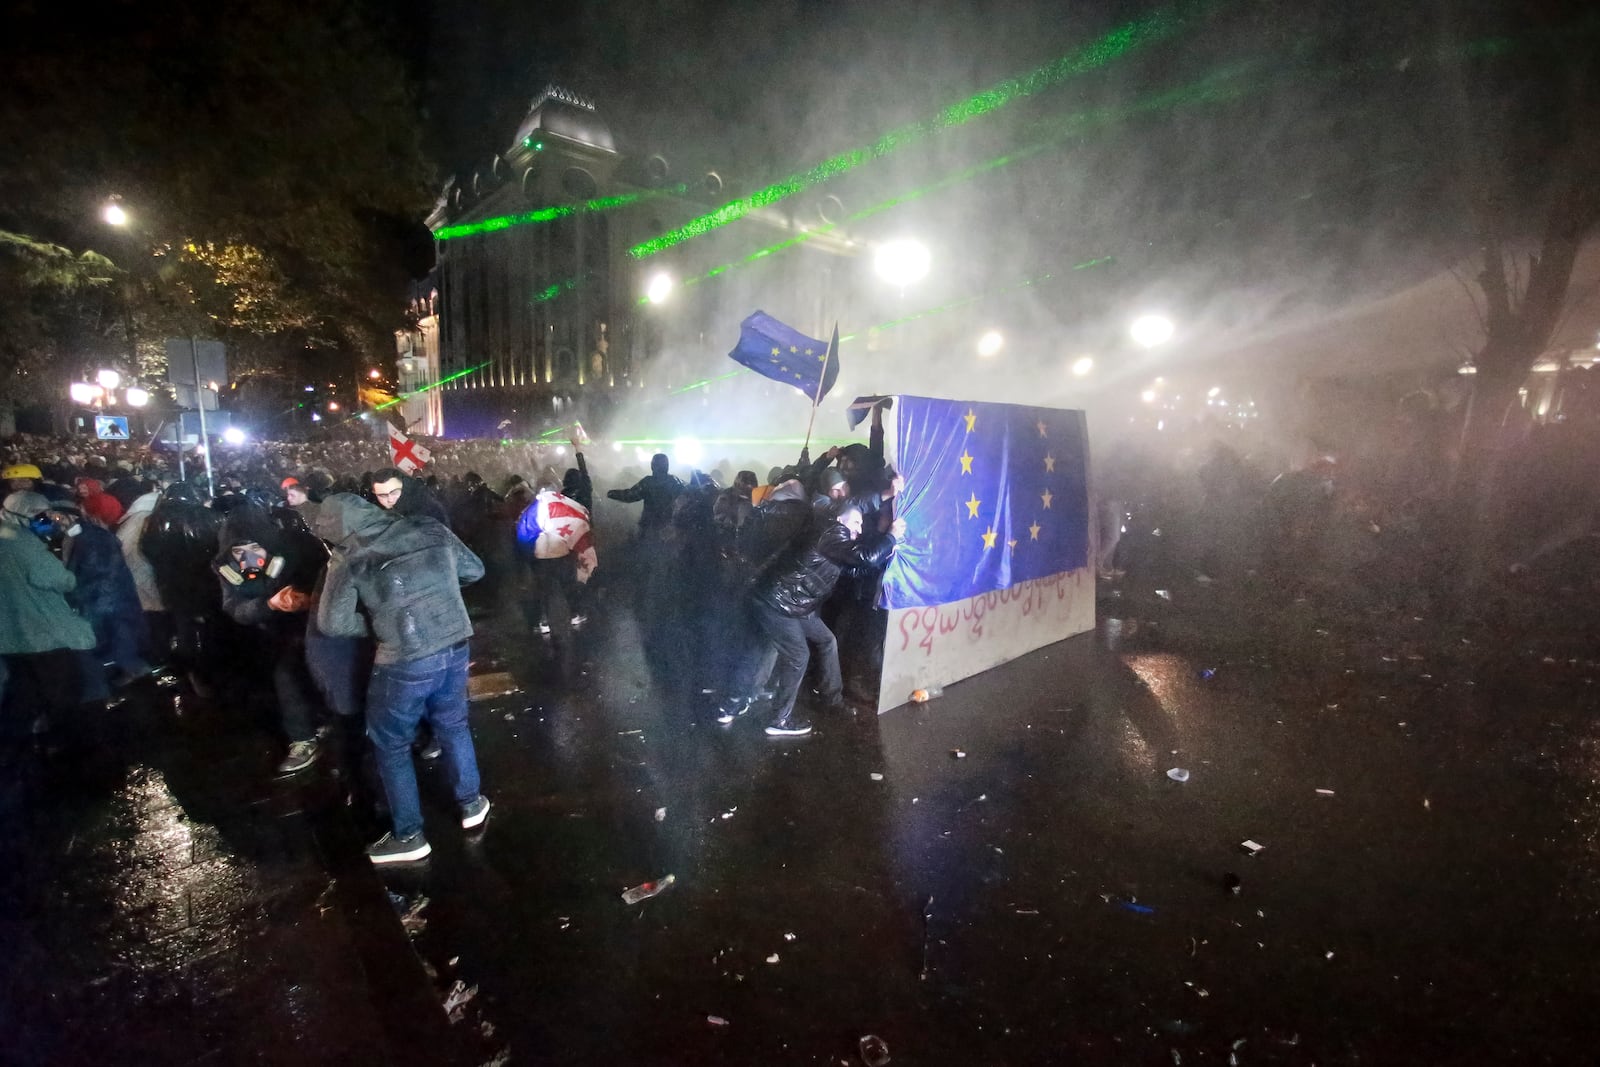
xmin=0 ymin=404 xmax=903 ymax=865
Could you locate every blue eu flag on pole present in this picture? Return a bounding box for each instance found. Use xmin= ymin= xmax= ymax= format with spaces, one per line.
xmin=728 ymin=311 xmax=839 ymax=401
xmin=880 ymin=396 xmax=1090 ymax=610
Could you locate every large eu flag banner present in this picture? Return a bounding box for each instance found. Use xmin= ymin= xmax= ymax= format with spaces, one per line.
xmin=728 ymin=311 xmax=839 ymax=400
xmin=881 ymin=396 xmax=1089 ymax=610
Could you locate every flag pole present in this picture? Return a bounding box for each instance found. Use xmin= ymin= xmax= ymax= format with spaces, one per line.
xmin=801 ymin=323 xmax=838 ymax=457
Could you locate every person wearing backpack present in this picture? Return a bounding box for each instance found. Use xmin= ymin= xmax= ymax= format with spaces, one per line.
xmin=314 ymin=493 xmax=489 ymax=865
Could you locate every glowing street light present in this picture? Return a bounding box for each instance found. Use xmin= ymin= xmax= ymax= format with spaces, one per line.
xmin=69 ymin=382 xmax=102 ymax=405
xmin=1207 ymin=385 xmax=1222 ymax=398
xmin=1130 ymin=313 xmax=1175 ymax=348
xmin=221 ymin=427 xmax=247 ymax=446
xmin=1071 ymin=355 xmax=1094 ymax=377
xmin=96 ymin=368 xmax=122 ymax=391
xmin=327 ymin=401 xmax=341 ymax=411
xmin=645 ymin=271 xmax=674 ymax=305
xmin=1141 ymin=388 xmax=1158 ymax=404
xmin=873 ymin=238 xmax=931 ymax=288
xmin=977 ymin=330 xmax=1004 ymax=358
xmin=368 ymin=368 xmax=382 ymax=380
xmin=125 ymin=387 xmax=150 ymax=407
xmin=102 ymin=200 xmax=128 ymax=227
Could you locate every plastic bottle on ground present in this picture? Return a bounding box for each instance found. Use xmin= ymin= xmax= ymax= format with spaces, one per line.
xmin=621 ymin=874 xmax=676 ymax=904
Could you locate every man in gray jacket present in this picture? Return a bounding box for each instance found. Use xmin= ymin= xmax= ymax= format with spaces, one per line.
xmin=315 ymin=494 xmax=489 ymax=864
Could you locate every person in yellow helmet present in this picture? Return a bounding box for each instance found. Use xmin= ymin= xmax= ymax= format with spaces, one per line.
xmin=4 ymin=463 xmax=43 ymax=493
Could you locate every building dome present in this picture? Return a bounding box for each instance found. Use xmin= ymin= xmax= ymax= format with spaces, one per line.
xmin=510 ymin=86 xmax=615 ymax=154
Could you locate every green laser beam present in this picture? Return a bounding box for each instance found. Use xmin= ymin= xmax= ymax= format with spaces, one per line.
xmin=435 ymin=188 xmax=680 ymax=241
xmin=640 ymin=63 xmax=1258 ymax=305
xmin=626 ymin=2 xmax=1205 ymax=259
xmin=372 ymin=360 xmax=492 ymax=411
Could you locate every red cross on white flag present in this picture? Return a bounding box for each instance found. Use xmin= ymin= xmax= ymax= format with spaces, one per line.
xmin=388 ymin=424 xmax=431 ymax=474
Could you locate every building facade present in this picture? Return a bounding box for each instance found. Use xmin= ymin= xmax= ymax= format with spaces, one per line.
xmin=423 ymin=86 xmax=857 ymax=439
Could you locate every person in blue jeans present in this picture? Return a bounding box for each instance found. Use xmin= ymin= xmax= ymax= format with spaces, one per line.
xmin=314 ymin=493 xmax=490 ymax=865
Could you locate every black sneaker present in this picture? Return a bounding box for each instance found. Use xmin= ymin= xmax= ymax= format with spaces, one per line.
xmin=764 ymin=717 xmax=813 ymax=737
xmin=276 ymin=740 xmax=319 ymax=776
xmin=715 ymin=695 xmax=755 ymax=726
xmin=366 ymin=831 xmax=431 ymax=865
xmin=460 ymin=795 xmax=491 ymax=829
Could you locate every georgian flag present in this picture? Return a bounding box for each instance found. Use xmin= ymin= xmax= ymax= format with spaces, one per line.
xmin=516 ymin=490 xmax=598 ymax=580
xmin=388 ymin=424 xmax=432 ymax=474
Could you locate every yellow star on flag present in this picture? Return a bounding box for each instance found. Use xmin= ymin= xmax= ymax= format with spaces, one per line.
xmin=1043 ymin=453 xmax=1056 ymax=472
xmin=963 ymin=409 xmax=977 ymax=433
xmin=1036 ymin=419 xmax=1048 ymax=438
xmin=1041 ymin=488 xmax=1053 ymax=510
xmin=959 ymin=450 xmax=974 ymax=474
xmin=965 ymin=493 xmax=981 ymax=519
xmin=804 ymin=348 xmax=814 ymax=356
xmin=789 ymin=345 xmax=798 ymax=353
xmin=770 ymin=347 xmax=780 ymax=355
xmin=1029 ymin=519 xmax=1042 ymax=540
xmin=982 ymin=526 xmax=998 ymax=549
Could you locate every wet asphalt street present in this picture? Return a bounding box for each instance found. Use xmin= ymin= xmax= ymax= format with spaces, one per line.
xmin=5 ymin=573 xmax=1599 ymax=1065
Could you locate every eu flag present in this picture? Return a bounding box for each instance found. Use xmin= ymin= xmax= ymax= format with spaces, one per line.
xmin=729 ymin=312 xmax=839 ymax=401
xmin=880 ymin=396 xmax=1089 ymax=609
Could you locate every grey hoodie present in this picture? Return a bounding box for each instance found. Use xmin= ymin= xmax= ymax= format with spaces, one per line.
xmin=315 ymin=494 xmax=484 ymax=663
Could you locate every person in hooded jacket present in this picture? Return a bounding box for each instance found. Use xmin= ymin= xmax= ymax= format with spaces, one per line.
xmin=721 ymin=494 xmax=898 ymax=736
xmin=0 ymin=493 xmax=97 ymax=734
xmin=213 ymin=502 xmax=326 ymax=775
xmin=57 ymin=494 xmax=151 ymax=687
xmin=140 ymin=482 xmax=223 ymax=686
xmin=315 ymin=494 xmax=487 ymax=865
xmin=606 ymin=453 xmax=683 ymax=534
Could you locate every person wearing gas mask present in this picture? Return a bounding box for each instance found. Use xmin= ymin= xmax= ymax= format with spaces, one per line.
xmin=213 ymin=503 xmax=325 ymax=776
xmin=0 ymin=491 xmax=98 ymax=736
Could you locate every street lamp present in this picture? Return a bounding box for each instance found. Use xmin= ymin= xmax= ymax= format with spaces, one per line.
xmin=97 ymin=368 xmax=122 ymax=391
xmin=977 ymin=330 xmax=1004 ymax=358
xmin=1130 ymin=313 xmax=1175 ymax=348
xmin=645 ymin=271 xmax=674 ymax=305
xmin=368 ymin=368 xmax=382 ymax=380
xmin=69 ymin=382 xmax=102 ymax=405
xmin=873 ymin=239 xmax=931 ymax=288
xmin=1071 ymin=355 xmax=1094 ymax=377
xmin=125 ymin=387 xmax=150 ymax=407
xmin=102 ymin=199 xmax=128 ymax=227
xmin=221 ymin=427 xmax=247 ymax=446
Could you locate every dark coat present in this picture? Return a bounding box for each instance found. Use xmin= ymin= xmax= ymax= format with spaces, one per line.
xmin=140 ymin=494 xmax=223 ymax=615
xmin=607 ymin=472 xmax=684 ymax=530
xmin=64 ymin=524 xmax=143 ymax=635
xmin=315 ymin=494 xmax=484 ymax=663
xmin=752 ymin=510 xmax=896 ymax=618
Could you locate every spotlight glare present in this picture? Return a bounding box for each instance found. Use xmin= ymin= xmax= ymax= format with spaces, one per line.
xmin=645 ymin=271 xmax=674 ymax=305
xmin=673 ymin=436 xmax=703 ymax=466
xmin=221 ymin=427 xmax=247 ymax=446
xmin=1141 ymin=389 xmax=1158 ymax=403
xmin=873 ymin=239 xmax=931 ymax=288
xmin=1130 ymin=313 xmax=1175 ymax=348
xmin=977 ymin=330 xmax=1004 ymax=358
xmin=1070 ymin=355 xmax=1094 ymax=377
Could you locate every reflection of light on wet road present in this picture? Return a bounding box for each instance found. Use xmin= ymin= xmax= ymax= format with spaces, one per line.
xmin=1117 ymin=653 xmax=1191 ymax=774
xmin=1122 ymin=653 xmax=1189 ymax=711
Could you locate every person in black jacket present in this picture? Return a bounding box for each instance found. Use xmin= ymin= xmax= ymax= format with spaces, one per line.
xmin=725 ymin=499 xmax=897 ymax=737
xmin=213 ymin=503 xmax=326 ymax=775
xmin=606 ymin=453 xmax=682 ymax=533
